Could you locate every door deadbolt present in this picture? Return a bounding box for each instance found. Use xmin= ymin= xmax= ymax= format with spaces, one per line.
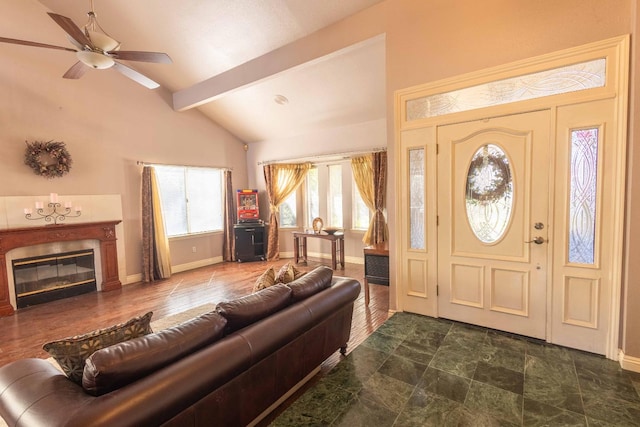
xmin=525 ymin=236 xmax=545 ymax=244
xmin=534 ymin=222 xmax=544 ymax=230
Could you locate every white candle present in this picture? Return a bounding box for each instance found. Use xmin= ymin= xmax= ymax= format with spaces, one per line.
xmin=75 ymin=205 xmax=82 ymax=212
xmin=35 ymin=202 xmax=43 ymax=209
xmin=49 ymin=193 xmax=58 ymax=203
xmin=64 ymin=201 xmax=72 ymax=208
xmin=23 ymin=208 xmax=32 ymax=214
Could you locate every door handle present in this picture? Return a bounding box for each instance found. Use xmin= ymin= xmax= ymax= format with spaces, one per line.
xmin=525 ymin=236 xmax=545 ymax=244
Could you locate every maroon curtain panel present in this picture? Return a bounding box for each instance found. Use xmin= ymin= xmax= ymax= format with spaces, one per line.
xmin=222 ymin=170 xmax=235 ymax=261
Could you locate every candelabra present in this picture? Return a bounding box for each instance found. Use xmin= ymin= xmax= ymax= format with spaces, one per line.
xmin=24 ymin=193 xmax=82 ymax=225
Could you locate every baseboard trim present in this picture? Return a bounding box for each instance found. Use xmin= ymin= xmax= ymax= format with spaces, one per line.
xmin=125 ymin=250 xmax=361 ymax=285
xmin=619 ymin=349 xmax=640 ymax=373
xmin=298 ymin=251 xmax=364 ymax=265
xmin=125 ymin=257 xmax=224 ymax=285
xmin=125 ymin=273 xmax=142 ymax=285
xmin=247 ymin=366 xmax=321 ymax=427
xmin=172 ymin=257 xmax=223 ymax=273
xmin=225 ymin=251 xmax=364 ymax=265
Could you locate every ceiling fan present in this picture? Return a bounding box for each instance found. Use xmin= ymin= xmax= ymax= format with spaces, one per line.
xmin=0 ymin=1 xmax=172 ymax=89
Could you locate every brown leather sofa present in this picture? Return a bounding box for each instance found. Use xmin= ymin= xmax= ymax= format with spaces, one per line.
xmin=0 ymin=266 xmax=360 ymax=427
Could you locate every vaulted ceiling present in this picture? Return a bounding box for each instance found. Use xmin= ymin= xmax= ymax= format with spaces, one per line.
xmin=21 ymin=0 xmax=387 ymax=143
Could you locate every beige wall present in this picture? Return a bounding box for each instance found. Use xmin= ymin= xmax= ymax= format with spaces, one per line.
xmin=623 ymin=0 xmax=640 ymax=359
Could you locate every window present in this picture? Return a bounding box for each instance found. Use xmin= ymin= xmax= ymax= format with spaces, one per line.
xmin=306 ymin=168 xmax=319 ymax=227
xmin=303 ymin=161 xmax=370 ymax=231
xmin=406 ymin=58 xmax=606 ymax=121
xmin=154 ymin=165 xmax=223 ymax=237
xmin=279 ymin=191 xmax=297 ymax=227
xmin=409 ymin=148 xmax=425 ymax=249
xmin=327 ymin=165 xmax=343 ymax=228
xmin=568 ymin=128 xmax=599 ymax=264
xmin=352 ymin=182 xmax=370 ymax=230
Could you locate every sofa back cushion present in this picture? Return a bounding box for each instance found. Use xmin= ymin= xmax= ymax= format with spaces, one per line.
xmin=287 ymin=266 xmax=333 ymax=303
xmin=216 ymin=283 xmax=292 ymax=333
xmin=82 ymin=311 xmax=227 ymax=396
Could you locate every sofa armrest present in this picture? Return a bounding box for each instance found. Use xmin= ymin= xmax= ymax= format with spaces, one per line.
xmin=0 ymin=335 xmax=254 ymax=427
xmin=302 ymin=277 xmax=361 ymax=322
xmin=0 ymin=358 xmax=94 ymax=427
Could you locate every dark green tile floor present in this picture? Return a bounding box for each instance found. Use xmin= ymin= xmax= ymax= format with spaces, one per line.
xmin=271 ymin=312 xmax=640 ymax=426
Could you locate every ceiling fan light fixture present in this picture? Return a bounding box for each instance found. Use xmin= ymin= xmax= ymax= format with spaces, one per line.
xmin=82 ymin=4 xmax=120 ymax=52
xmin=0 ymin=1 xmax=169 ymax=89
xmin=86 ymin=31 xmax=119 ymax=52
xmin=76 ymin=50 xmax=114 ymax=69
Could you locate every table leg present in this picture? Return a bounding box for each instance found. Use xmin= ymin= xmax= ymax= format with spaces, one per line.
xmin=294 ymin=236 xmax=299 ymax=264
xmin=331 ymin=241 xmax=337 ymax=270
xmin=339 ymin=238 xmax=345 ymax=269
xmin=302 ymin=237 xmax=308 ymax=264
xmin=364 ymin=278 xmax=370 ymax=305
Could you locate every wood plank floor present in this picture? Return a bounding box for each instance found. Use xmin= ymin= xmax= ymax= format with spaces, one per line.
xmin=0 ymin=258 xmax=390 ymax=418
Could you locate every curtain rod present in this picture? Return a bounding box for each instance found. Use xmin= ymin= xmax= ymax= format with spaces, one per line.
xmin=136 ymin=161 xmax=232 ymax=171
xmin=256 ymin=147 xmax=387 ymax=166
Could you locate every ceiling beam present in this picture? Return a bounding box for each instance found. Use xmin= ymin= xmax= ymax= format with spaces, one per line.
xmin=172 ymin=21 xmax=385 ymax=112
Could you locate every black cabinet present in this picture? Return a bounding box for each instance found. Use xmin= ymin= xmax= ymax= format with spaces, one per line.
xmin=364 ymin=253 xmax=390 ymax=286
xmin=234 ymin=224 xmax=266 ymax=262
xmin=363 ymin=242 xmax=389 ymax=306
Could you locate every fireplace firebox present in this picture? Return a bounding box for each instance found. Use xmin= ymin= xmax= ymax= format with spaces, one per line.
xmin=12 ymin=250 xmax=96 ymax=308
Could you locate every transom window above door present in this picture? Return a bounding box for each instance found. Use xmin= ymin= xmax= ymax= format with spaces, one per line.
xmin=406 ymin=58 xmax=605 ymax=121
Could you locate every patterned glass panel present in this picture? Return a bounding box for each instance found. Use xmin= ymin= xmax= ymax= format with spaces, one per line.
xmin=568 ymin=129 xmax=598 ymax=264
xmin=407 ymin=59 xmax=606 ymax=121
xmin=465 ymin=145 xmax=513 ymax=243
xmin=409 ymin=148 xmax=425 ymax=249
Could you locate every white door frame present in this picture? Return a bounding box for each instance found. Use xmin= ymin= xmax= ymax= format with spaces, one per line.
xmin=394 ymin=35 xmax=629 ymax=360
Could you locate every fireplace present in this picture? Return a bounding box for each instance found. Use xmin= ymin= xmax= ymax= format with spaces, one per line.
xmin=13 ymin=250 xmax=97 ymax=308
xmin=0 ymin=221 xmax=122 ymax=316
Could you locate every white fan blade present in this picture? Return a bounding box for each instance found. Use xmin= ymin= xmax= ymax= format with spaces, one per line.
xmin=112 ymin=62 xmax=159 ymax=89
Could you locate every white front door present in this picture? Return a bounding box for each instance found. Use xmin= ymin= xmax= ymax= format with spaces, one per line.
xmin=437 ymin=111 xmax=550 ymax=338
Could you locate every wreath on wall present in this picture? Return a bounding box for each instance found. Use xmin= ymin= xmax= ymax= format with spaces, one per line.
xmin=24 ymin=140 xmax=72 ymax=179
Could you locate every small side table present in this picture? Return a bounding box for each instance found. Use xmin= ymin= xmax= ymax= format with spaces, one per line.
xmin=293 ymin=232 xmax=345 ymax=270
xmin=363 ymin=242 xmax=389 ymax=305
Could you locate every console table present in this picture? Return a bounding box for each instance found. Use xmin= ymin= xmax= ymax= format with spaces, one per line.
xmin=293 ymin=232 xmax=344 ymax=270
xmin=363 ymin=242 xmax=389 ymax=305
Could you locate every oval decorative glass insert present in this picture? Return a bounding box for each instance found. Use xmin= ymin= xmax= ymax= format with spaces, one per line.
xmin=465 ymin=144 xmax=513 ymax=243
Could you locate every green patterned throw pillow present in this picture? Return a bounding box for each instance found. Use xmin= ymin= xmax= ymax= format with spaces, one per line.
xmin=43 ymin=311 xmax=153 ymax=384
